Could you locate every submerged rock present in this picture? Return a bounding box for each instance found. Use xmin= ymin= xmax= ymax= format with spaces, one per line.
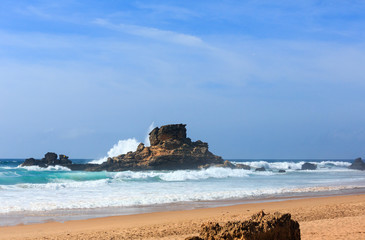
xmin=349 ymin=158 xmax=365 ymax=171
xmin=186 ymin=210 xmax=300 ymax=240
xmin=278 ymin=169 xmax=286 ymax=173
xmin=236 ymin=164 xmax=251 ymax=170
xmin=255 ymin=167 xmax=266 ymax=172
xmin=301 ymin=162 xmax=317 ymax=170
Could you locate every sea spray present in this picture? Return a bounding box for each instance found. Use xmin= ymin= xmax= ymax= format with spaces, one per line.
xmin=144 ymin=122 xmax=155 ymax=147
xmin=90 ymin=122 xmax=155 ymax=164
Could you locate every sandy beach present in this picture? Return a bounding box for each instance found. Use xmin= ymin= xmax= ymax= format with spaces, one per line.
xmin=1 ymin=194 xmax=364 ymax=240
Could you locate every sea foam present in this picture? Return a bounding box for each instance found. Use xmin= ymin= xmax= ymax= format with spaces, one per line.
xmin=113 ymin=167 xmax=250 ymax=182
xmin=233 ymin=160 xmax=351 ymax=171
xmin=18 ymin=165 xmax=71 ymax=171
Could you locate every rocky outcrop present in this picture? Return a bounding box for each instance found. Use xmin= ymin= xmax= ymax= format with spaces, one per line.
xmin=301 ymin=162 xmax=317 ymax=170
xmin=21 ymin=152 xmax=72 ymax=167
xmin=20 ymin=124 xmax=225 ymax=171
xmin=91 ymin=124 xmax=224 ymax=171
xmin=349 ymin=158 xmax=365 ymax=170
xmin=186 ymin=211 xmax=300 ymax=240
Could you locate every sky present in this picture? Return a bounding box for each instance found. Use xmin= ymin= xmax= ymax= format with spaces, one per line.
xmin=1 ymin=0 xmax=365 ymax=159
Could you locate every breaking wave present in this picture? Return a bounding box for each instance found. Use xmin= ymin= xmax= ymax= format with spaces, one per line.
xmin=232 ymin=160 xmax=351 ymax=171
xmin=113 ymin=167 xmax=250 ymax=182
xmin=90 ymin=122 xmax=155 ymax=164
xmin=0 ymin=183 xmax=362 ymax=213
xmin=18 ymin=165 xmax=71 ymax=171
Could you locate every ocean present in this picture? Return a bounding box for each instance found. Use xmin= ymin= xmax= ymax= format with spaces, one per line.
xmin=1 ymin=158 xmax=364 ymax=226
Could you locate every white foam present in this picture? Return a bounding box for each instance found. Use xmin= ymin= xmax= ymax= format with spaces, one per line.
xmin=113 ymin=167 xmax=250 ymax=182
xmin=1 ymin=183 xmax=363 ymax=213
xmin=234 ymin=161 xmax=351 ymax=171
xmin=17 ymin=165 xmax=71 ymax=171
xmin=90 ymin=138 xmax=140 ymax=164
xmin=12 ymin=179 xmax=110 ymax=190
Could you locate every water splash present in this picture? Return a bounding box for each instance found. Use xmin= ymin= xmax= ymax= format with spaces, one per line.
xmin=144 ymin=122 xmax=155 ymax=147
xmin=90 ymin=122 xmax=155 ymax=164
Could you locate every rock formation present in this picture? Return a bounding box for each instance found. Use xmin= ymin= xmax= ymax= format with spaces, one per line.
xmin=301 ymin=162 xmax=317 ymax=170
xmin=21 ymin=152 xmax=72 ymax=168
xmin=91 ymin=124 xmax=224 ymax=171
xmin=20 ymin=124 xmax=225 ymax=171
xmin=349 ymin=158 xmax=365 ymax=171
xmin=186 ymin=211 xmax=301 ymax=240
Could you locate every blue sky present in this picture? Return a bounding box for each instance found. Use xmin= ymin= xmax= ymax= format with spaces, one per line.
xmin=1 ymin=0 xmax=365 ymax=159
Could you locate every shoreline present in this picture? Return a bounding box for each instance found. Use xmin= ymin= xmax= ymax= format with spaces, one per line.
xmin=2 ymin=187 xmax=365 ymax=227
xmin=1 ymin=194 xmax=365 ymax=239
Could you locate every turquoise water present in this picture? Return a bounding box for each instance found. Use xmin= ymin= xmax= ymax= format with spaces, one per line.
xmin=1 ymin=159 xmax=364 ymax=225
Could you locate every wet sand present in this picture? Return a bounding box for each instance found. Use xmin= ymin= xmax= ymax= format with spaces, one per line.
xmin=1 ymin=194 xmax=364 ymax=240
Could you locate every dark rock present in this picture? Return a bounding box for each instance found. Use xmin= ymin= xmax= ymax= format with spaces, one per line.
xmin=59 ymin=154 xmax=72 ymax=165
xmin=21 ymin=158 xmax=47 ymax=168
xmin=349 ymin=158 xmax=365 ymax=171
xmin=136 ymin=143 xmax=145 ymax=152
xmin=301 ymin=162 xmax=317 ymax=170
xmin=43 ymin=152 xmax=57 ymax=163
xmin=255 ymin=167 xmax=266 ymax=172
xmin=149 ymin=124 xmax=187 ymax=146
xmin=20 ymin=152 xmax=71 ymax=168
xmin=189 ymin=210 xmax=300 ymax=240
xmin=236 ymin=164 xmax=251 ymax=170
xmin=278 ymin=169 xmax=286 ymax=173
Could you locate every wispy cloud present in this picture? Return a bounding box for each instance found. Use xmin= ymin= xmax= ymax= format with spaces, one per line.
xmin=22 ymin=5 xmax=53 ymax=19
xmin=93 ymin=18 xmax=204 ymax=47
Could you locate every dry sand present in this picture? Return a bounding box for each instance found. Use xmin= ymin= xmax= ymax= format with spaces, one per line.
xmin=1 ymin=194 xmax=365 ymax=240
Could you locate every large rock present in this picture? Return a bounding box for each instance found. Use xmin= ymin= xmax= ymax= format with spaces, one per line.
xmin=92 ymin=124 xmax=224 ymax=171
xmin=186 ymin=211 xmax=300 ymax=240
xmin=149 ymin=124 xmax=187 ymax=146
xmin=21 ymin=152 xmax=71 ymax=167
xmin=21 ymin=157 xmax=47 ymax=168
xmin=301 ymin=162 xmax=317 ymax=170
xmin=349 ymin=158 xmax=365 ymax=171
